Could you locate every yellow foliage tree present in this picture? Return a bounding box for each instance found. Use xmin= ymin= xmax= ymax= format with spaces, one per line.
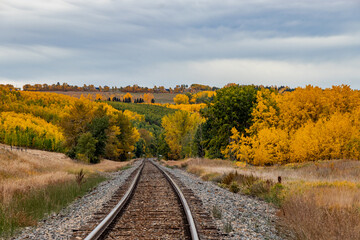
xmin=224 ymin=85 xmax=360 ymax=165
xmin=173 ymin=94 xmax=189 ymax=104
xmin=190 ymin=91 xmax=216 ymax=103
xmin=143 ymin=93 xmax=154 ymax=103
xmin=0 ymin=112 xmax=64 ymax=151
xmin=162 ymin=111 xmax=204 ymax=159
xmin=123 ymin=93 xmax=133 ymax=102
xmin=165 ymin=103 xmax=206 ymax=113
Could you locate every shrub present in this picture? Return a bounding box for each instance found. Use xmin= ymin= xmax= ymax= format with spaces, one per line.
xmin=264 ymin=183 xmax=285 ymax=207
xmin=229 ymin=181 xmax=240 ymax=193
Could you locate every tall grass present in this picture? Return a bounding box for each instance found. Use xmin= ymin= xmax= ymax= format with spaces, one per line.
xmin=0 ymin=175 xmax=106 ymax=237
xmin=280 ymin=186 xmax=360 ymax=240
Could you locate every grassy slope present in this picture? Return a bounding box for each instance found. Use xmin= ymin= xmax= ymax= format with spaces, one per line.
xmin=165 ymin=158 xmax=360 ymax=240
xmin=107 ymin=102 xmax=177 ymax=126
xmin=0 ymin=145 xmax=131 ymax=237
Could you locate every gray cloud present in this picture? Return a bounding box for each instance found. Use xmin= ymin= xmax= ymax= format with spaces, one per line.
xmin=0 ymin=0 xmax=359 ymax=88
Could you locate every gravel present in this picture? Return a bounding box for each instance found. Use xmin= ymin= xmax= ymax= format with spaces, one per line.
xmin=12 ymin=160 xmax=142 ymax=240
xmin=165 ymin=167 xmax=284 ymax=240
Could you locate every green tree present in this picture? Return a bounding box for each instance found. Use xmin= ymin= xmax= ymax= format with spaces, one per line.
xmin=88 ymin=116 xmax=109 ymax=158
xmin=76 ymin=132 xmax=98 ymax=163
xmin=134 ymin=138 xmax=146 ymax=158
xmin=200 ymin=85 xmax=258 ymax=158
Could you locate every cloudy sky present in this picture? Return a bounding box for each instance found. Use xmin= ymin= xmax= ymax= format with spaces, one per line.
xmin=1 ymin=0 xmax=359 ymax=89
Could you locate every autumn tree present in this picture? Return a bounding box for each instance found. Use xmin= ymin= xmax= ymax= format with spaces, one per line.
xmin=143 ymin=93 xmax=155 ymax=104
xmin=162 ymin=111 xmax=203 ymax=159
xmin=174 ymin=94 xmax=189 ymax=104
xmin=224 ymin=85 xmax=360 ymax=165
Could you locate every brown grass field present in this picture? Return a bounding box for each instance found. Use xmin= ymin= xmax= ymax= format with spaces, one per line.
xmin=165 ymin=158 xmax=360 ymax=240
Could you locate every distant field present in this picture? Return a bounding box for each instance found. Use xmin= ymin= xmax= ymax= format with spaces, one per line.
xmin=47 ymin=91 xmax=177 ymax=104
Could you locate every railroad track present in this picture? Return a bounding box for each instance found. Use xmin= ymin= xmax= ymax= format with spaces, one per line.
xmin=72 ymin=159 xmax=219 ymax=240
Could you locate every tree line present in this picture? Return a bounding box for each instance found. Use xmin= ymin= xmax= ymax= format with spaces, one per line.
xmin=21 ymin=83 xmax=219 ymax=93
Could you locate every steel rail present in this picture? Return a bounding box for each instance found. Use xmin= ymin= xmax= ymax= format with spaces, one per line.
xmin=150 ymin=160 xmax=200 ymax=240
xmin=84 ymin=161 xmax=145 ymax=240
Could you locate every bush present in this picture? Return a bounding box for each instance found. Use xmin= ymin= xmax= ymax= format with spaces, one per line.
xmin=229 ymin=181 xmax=240 ymax=193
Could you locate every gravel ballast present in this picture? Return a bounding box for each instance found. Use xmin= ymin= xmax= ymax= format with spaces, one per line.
xmin=12 ymin=160 xmax=142 ymax=240
xmin=165 ymin=167 xmax=284 ymax=240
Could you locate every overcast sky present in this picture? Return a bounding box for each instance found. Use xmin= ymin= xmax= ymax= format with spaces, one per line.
xmin=1 ymin=0 xmax=359 ymax=89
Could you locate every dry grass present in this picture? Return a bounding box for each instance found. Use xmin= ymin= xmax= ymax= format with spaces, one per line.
xmin=163 ymin=157 xmax=360 ymax=239
xmin=280 ymin=186 xmax=360 ymax=240
xmin=233 ymin=159 xmax=360 ymax=184
xmin=0 ymin=144 xmax=131 ymax=203
xmin=165 ymin=158 xmax=235 ymax=177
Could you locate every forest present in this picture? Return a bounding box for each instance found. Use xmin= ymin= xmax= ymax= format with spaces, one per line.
xmin=1 ymin=84 xmax=359 ymax=165
xmin=0 ymin=85 xmax=139 ymax=162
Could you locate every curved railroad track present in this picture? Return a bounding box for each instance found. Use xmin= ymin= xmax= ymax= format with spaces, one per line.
xmin=73 ymin=159 xmax=219 ymax=240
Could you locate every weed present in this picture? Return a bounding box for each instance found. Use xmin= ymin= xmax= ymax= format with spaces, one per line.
xmin=75 ymin=169 xmax=85 ymax=187
xmin=221 ymin=172 xmax=237 ymax=185
xmin=212 ymin=205 xmax=222 ymax=219
xmin=120 ymin=165 xmax=132 ymax=171
xmin=224 ymin=222 xmax=233 ymax=233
